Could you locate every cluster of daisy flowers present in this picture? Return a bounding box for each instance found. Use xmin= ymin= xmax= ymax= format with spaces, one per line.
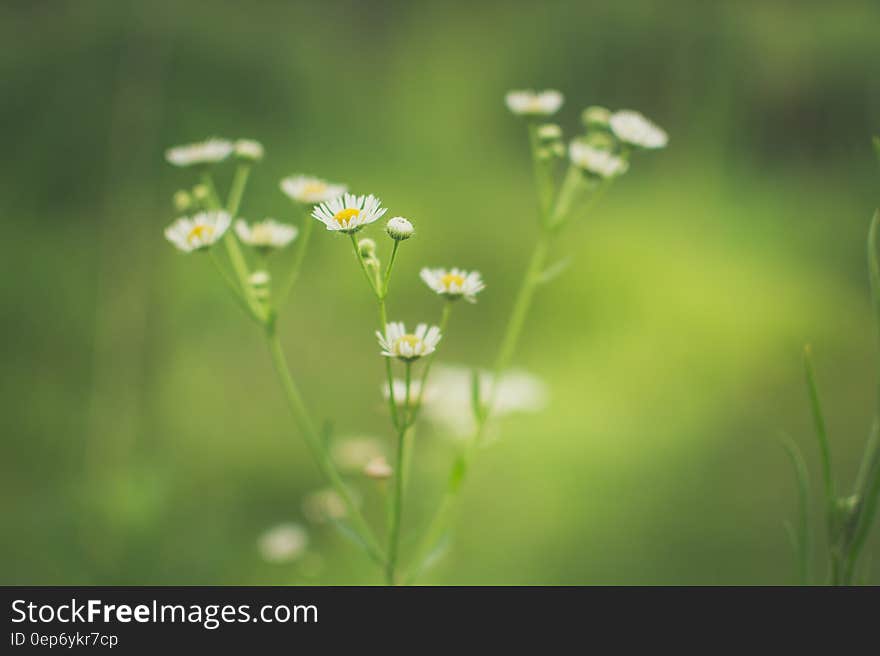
xmin=505 ymin=89 xmax=667 ymax=182
xmin=163 ymin=87 xmax=664 ymax=581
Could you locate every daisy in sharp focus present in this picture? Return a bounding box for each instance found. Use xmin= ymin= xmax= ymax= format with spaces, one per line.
xmin=312 ymin=193 xmax=386 ymax=234
xmin=235 ymin=218 xmax=298 ymax=252
xmin=420 ymin=267 xmax=485 ymax=303
xmin=280 ymin=175 xmax=348 ymax=205
xmin=377 ymin=322 xmax=442 ymax=361
xmin=164 ymin=211 xmax=231 ymax=252
xmin=165 ymin=138 xmax=234 ymax=167
xmin=609 ymin=110 xmax=668 ymax=149
xmin=569 ymin=141 xmax=629 ymax=178
xmin=505 ymin=90 xmax=564 ymax=116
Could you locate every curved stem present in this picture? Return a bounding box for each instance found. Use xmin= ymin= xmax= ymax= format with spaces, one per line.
xmin=265 ymin=328 xmax=385 ymax=567
xmin=382 ymin=240 xmax=401 ymax=298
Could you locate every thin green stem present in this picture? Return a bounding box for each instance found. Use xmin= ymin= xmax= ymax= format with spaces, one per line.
xmin=209 ymin=250 xmax=257 ymax=320
xmin=265 ymin=328 xmax=385 ymax=567
xmin=201 ymin=168 xmax=266 ymax=323
xmin=378 ymin=300 xmax=401 ymax=431
xmin=382 ymin=239 xmax=401 ymax=298
xmin=386 ymin=362 xmax=412 ymax=584
xmin=527 ymin=123 xmax=555 ymax=223
xmin=349 ymin=233 xmax=380 ymax=296
xmin=279 ymin=211 xmax=314 ymax=302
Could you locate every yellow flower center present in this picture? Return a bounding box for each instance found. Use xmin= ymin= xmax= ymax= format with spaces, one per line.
xmin=394 ymin=335 xmax=421 ymax=352
xmin=334 ymin=208 xmax=360 ymax=227
xmin=440 ymin=273 xmax=465 ymax=290
xmin=187 ymin=224 xmax=214 ymax=244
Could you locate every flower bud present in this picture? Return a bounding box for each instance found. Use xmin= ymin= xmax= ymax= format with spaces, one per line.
xmin=581 ymin=105 xmax=611 ymax=129
xmin=173 ymin=190 xmax=192 ymax=212
xmin=249 ymin=270 xmax=270 ymax=286
xmin=536 ymin=123 xmax=562 ymax=141
xmin=385 ymin=217 xmax=414 ymax=241
xmin=234 ymin=139 xmax=264 ymax=162
xmin=357 ymin=238 xmax=377 ymax=258
xmin=192 ymin=184 xmax=210 ymax=203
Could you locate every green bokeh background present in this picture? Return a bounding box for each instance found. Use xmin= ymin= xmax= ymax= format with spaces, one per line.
xmin=2 ymin=0 xmax=880 ymax=584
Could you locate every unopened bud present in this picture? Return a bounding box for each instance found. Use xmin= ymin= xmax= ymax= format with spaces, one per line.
xmin=192 ymin=184 xmax=209 ymax=203
xmin=234 ymin=139 xmax=264 ymax=162
xmin=536 ymin=123 xmax=562 ymax=141
xmin=385 ymin=217 xmax=414 ymax=241
xmin=581 ymin=106 xmax=612 ymax=129
xmin=358 ymin=238 xmax=377 ymax=258
xmin=173 ymin=190 xmax=192 ymax=212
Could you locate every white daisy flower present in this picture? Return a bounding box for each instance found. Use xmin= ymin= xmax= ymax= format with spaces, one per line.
xmin=422 ymin=364 xmax=549 ymax=439
xmin=569 ymin=141 xmax=629 ymax=178
xmin=164 ymin=211 xmax=231 ymax=253
xmin=234 ymin=138 xmax=264 ymax=162
xmin=312 ymin=193 xmax=387 ymax=234
xmin=280 ymin=175 xmax=348 ymax=205
xmin=382 ymin=378 xmax=426 ymax=407
xmin=363 ymin=457 xmax=393 ymax=481
xmin=330 ymin=436 xmax=384 ymax=472
xmin=505 ymin=89 xmax=564 ymax=116
xmin=258 ymin=523 xmax=309 ymax=563
xmin=420 ymin=267 xmax=485 ymax=303
xmin=377 ymin=322 xmax=442 ymax=361
xmin=609 ymin=110 xmax=668 ymax=149
xmin=165 ymin=138 xmax=233 ymax=167
xmin=235 ymin=218 xmax=298 ymax=251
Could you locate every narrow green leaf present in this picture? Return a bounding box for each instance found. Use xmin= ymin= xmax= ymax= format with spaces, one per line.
xmin=872 ymin=136 xmax=880 ymax=165
xmin=779 ymin=433 xmax=812 ymax=585
xmin=448 ymin=453 xmax=468 ymax=493
xmin=803 ymin=345 xmax=836 ymax=518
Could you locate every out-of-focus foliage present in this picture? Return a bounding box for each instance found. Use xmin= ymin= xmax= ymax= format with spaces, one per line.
xmin=1 ymin=0 xmax=879 ymax=584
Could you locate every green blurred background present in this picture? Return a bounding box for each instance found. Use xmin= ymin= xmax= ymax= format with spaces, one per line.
xmin=2 ymin=0 xmax=880 ymax=585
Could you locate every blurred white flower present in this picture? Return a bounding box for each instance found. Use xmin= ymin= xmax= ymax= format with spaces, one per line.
xmin=363 ymin=457 xmax=393 ymax=480
xmin=258 ymin=523 xmax=309 ymax=563
xmin=385 ymin=216 xmax=414 ymax=241
xmin=235 ymin=218 xmax=298 ymax=251
xmin=164 ymin=211 xmax=231 ymax=253
xmin=609 ymin=110 xmax=668 ymax=149
xmin=422 ymin=364 xmax=549 ymax=438
xmin=382 ymin=378 xmax=425 ymax=407
xmin=312 ymin=193 xmax=387 ymax=234
xmin=377 ymin=322 xmax=441 ymax=361
xmin=280 ymin=175 xmax=347 ymax=205
xmin=505 ymin=89 xmax=564 ymax=116
xmin=165 ymin=138 xmax=233 ymax=167
xmin=234 ymin=138 xmax=264 ymax=162
xmin=302 ymin=489 xmax=352 ymax=524
xmin=331 ymin=436 xmax=384 ymax=472
xmin=420 ymin=267 xmax=485 ymax=303
xmin=569 ymin=141 xmax=629 ymax=178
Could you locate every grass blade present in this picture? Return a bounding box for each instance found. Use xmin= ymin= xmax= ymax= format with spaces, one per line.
xmin=779 ymin=433 xmax=812 ymax=584
xmin=803 ymin=345 xmax=835 ymax=517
